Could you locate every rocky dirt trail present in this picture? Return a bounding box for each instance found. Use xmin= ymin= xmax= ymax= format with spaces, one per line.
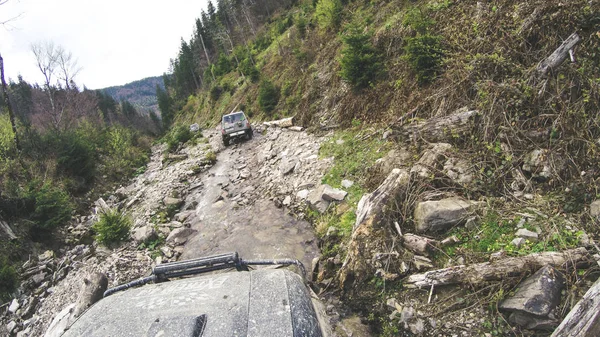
xmin=2 ymin=124 xmax=344 ymax=336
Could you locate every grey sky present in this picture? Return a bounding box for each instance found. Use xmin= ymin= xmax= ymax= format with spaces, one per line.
xmin=1 ymin=0 xmax=209 ymax=89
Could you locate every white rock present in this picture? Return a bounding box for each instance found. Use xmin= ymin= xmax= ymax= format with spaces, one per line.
xmin=341 ymin=180 xmax=354 ymax=188
xmin=511 ymin=238 xmax=526 ymax=248
xmin=515 ymin=228 xmax=539 ymax=242
xmin=282 ymin=196 xmax=292 ymax=206
xmin=7 ymin=321 xmax=17 ymax=333
xmin=296 ymin=190 xmax=310 ymax=200
xmin=8 ymin=298 xmax=20 ymax=313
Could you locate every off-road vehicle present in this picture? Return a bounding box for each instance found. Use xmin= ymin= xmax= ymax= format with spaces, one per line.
xmin=60 ymin=252 xmax=327 ymax=337
xmin=221 ymin=111 xmax=253 ymax=146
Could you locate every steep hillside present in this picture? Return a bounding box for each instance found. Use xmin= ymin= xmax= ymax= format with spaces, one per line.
xmin=101 ymin=76 xmax=163 ymax=113
xmin=158 ymin=0 xmax=600 ymax=335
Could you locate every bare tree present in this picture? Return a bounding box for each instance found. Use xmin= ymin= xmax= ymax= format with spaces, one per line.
xmin=31 ymin=41 xmax=83 ymax=130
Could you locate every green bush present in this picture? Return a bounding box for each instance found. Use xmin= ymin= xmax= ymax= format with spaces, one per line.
xmin=165 ymin=125 xmax=193 ymax=152
xmin=214 ymin=53 xmax=233 ymax=77
xmin=210 ymin=85 xmax=223 ymax=101
xmin=239 ymin=59 xmax=260 ymax=83
xmin=404 ymin=34 xmax=445 ymax=85
xmin=28 ymin=181 xmax=73 ymax=231
xmin=0 ymin=257 xmax=18 ymax=301
xmin=0 ymin=113 xmax=16 ymax=158
xmin=339 ymin=25 xmax=384 ymax=89
xmin=315 ymin=0 xmax=343 ymax=30
xmin=50 ymin=130 xmax=97 ymax=184
xmin=93 ymin=209 xmax=132 ymax=245
xmin=103 ymin=127 xmax=149 ymax=178
xmin=258 ymin=80 xmax=280 ymax=113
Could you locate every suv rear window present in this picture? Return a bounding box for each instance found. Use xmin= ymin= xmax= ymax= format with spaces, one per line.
xmin=223 ymin=113 xmax=245 ymax=123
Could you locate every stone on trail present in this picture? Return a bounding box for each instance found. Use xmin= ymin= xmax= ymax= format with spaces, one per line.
xmin=341 ymin=180 xmax=354 ymax=188
xmin=73 ymin=273 xmax=108 ymax=318
xmin=414 ymin=197 xmax=475 ymax=233
xmin=8 ymin=298 xmax=20 ymax=313
xmin=296 ymin=189 xmax=310 ymax=200
xmin=7 ymin=321 xmax=17 ymax=334
xmin=163 ymin=197 xmax=183 ymax=208
xmin=499 ymin=265 xmax=565 ymax=330
xmin=189 ymin=123 xmax=200 ymax=132
xmin=306 ymin=186 xmax=330 ymax=213
xmin=282 ymin=196 xmax=292 ymax=206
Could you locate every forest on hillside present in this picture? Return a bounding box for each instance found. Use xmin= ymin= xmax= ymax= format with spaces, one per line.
xmin=101 ymin=76 xmax=164 ymax=114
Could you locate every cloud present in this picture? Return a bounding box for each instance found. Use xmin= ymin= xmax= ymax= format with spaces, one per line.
xmin=1 ymin=0 xmax=209 ymax=89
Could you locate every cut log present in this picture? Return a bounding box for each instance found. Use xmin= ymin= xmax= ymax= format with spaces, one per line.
xmin=536 ymin=33 xmax=581 ymax=78
xmin=404 ymin=248 xmax=589 ymax=288
xmin=263 ymin=117 xmax=294 ymax=128
xmin=394 ymin=107 xmax=478 ymax=143
xmin=339 ymin=169 xmax=411 ymax=291
xmin=550 ymin=276 xmax=600 ymax=337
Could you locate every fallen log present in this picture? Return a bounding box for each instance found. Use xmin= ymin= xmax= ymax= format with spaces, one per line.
xmin=404 ymin=248 xmax=589 ymax=288
xmin=536 ymin=32 xmax=581 ymax=78
xmin=263 ymin=117 xmax=294 ymax=128
xmin=0 ymin=217 xmax=17 ymax=240
xmin=550 ymin=276 xmax=600 ymax=337
xmin=403 ymin=233 xmax=438 ymax=256
xmin=393 ymin=107 xmax=478 ymax=143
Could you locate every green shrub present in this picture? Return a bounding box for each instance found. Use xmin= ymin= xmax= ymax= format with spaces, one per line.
xmin=165 ymin=125 xmax=193 ymax=152
xmin=0 ymin=257 xmax=17 ymax=301
xmin=93 ymin=209 xmax=132 ymax=245
xmin=0 ymin=113 xmax=16 ymax=158
xmin=103 ymin=127 xmax=149 ymax=178
xmin=315 ymin=0 xmax=343 ymax=30
xmin=210 ymin=85 xmax=223 ymax=101
xmin=258 ymin=80 xmax=280 ymax=113
xmin=239 ymin=59 xmax=260 ymax=83
xmin=49 ymin=130 xmax=97 ymax=184
xmin=339 ymin=25 xmax=384 ymax=89
xmin=205 ymin=151 xmax=217 ymax=164
xmin=28 ymin=181 xmax=73 ymax=231
xmin=404 ymin=34 xmax=445 ymax=84
xmin=403 ymin=7 xmax=435 ymax=34
xmin=214 ymin=53 xmax=233 ymax=77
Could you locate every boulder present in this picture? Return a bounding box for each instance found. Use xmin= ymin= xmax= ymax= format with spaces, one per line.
xmin=73 ymin=273 xmax=108 ymax=317
xmin=7 ymin=321 xmax=17 ymax=334
xmin=500 ymin=265 xmax=565 ymax=330
xmin=131 ymin=225 xmax=157 ymax=244
xmin=189 ymin=123 xmax=200 ymax=132
xmin=44 ymin=303 xmax=76 ymax=337
xmin=322 ymin=185 xmax=347 ymax=201
xmin=279 ymin=159 xmax=297 ymax=175
xmin=414 ymin=198 xmax=475 ymax=233
xmin=166 ymin=227 xmax=197 ymax=245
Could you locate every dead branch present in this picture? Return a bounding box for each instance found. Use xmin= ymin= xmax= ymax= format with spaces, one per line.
xmin=536 ymin=33 xmax=581 ymax=78
xmin=550 ymin=276 xmax=600 ymax=337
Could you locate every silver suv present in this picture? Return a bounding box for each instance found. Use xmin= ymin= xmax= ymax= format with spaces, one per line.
xmin=221 ymin=111 xmax=253 ymax=146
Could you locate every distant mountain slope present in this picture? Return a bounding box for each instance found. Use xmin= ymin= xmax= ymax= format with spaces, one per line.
xmin=101 ymin=76 xmax=164 ymax=113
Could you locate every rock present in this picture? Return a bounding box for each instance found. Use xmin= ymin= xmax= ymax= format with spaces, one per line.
xmin=443 ymin=157 xmax=474 ymax=184
xmin=409 ymin=318 xmax=425 ymax=335
xmin=591 ymin=200 xmax=600 ymax=219
xmin=307 ymin=186 xmax=330 ymax=213
xmin=499 ymin=265 xmax=565 ymax=330
xmin=280 ymin=159 xmax=297 ymax=175
xmin=163 ymin=197 xmax=183 ymax=208
xmin=515 ymin=228 xmax=539 ymax=242
xmin=382 ymin=130 xmax=392 ymax=140
xmin=296 ymin=189 xmax=310 ymax=200
xmin=522 ymin=149 xmax=565 ymax=181
xmin=7 ymin=321 xmax=17 ymax=333
xmin=413 ymin=255 xmax=434 ymax=271
xmin=336 ymin=139 xmax=345 ymax=145
xmin=166 ymin=227 xmax=197 ymax=245
xmin=131 ymin=225 xmax=157 ymax=244
xmin=282 ymin=196 xmax=292 ymax=206
xmin=465 ymin=216 xmax=479 ymax=230
xmin=160 ymin=246 xmax=174 ymax=258
xmin=73 ymin=273 xmax=108 ymax=317
xmin=511 ymin=238 xmax=526 ymax=248
xmin=44 ymin=303 xmax=76 ymax=337
xmin=403 ymin=234 xmax=437 ymax=255
xmin=322 ymin=184 xmax=347 ymax=201
xmin=341 ymin=180 xmax=354 ymax=188
xmin=32 ymin=272 xmax=47 ymax=286
xmin=411 ymin=143 xmax=452 ymax=179
xmin=8 ymin=298 xmax=20 ymax=313
xmin=386 ymin=298 xmax=399 ymax=309
xmin=414 ymin=197 xmax=475 ymax=233
xmin=189 ymin=123 xmax=200 ymax=132
xmin=399 ymin=306 xmax=415 ymax=324
xmin=38 ymin=250 xmax=55 ymax=261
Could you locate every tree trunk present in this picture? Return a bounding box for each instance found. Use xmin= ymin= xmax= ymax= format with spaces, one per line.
xmin=198 ymin=32 xmax=216 ymax=82
xmin=0 ymin=52 xmax=20 ymax=152
xmin=536 ymin=32 xmax=581 ymax=78
xmin=404 ymin=248 xmax=590 ymax=288
xmin=550 ymin=276 xmax=600 ymax=337
xmin=339 ymin=168 xmax=411 ymax=291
